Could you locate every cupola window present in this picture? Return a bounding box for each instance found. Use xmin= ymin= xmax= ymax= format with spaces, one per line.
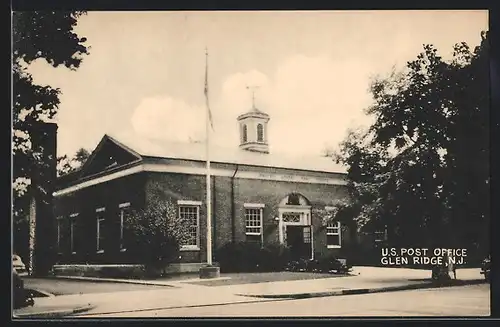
xmin=243 ymin=124 xmax=248 ymax=143
xmin=257 ymin=123 xmax=264 ymax=142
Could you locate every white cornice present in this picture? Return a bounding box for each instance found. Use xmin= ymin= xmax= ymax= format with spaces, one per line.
xmin=54 ymin=162 xmax=347 ymax=197
xmin=244 ymin=203 xmax=265 ymax=208
xmin=54 ymin=165 xmax=144 ymax=197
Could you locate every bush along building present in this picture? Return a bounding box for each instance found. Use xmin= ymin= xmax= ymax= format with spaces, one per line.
xmin=52 ymin=106 xmax=369 ymax=277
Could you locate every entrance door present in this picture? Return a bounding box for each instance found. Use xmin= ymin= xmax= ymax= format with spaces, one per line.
xmin=287 ymin=226 xmax=312 ymax=260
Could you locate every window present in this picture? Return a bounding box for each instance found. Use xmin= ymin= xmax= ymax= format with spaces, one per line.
xmin=179 ymin=203 xmax=200 ymax=250
xmin=286 ymin=193 xmax=301 ymax=205
xmin=303 ymin=226 xmax=312 ymax=244
xmin=69 ymin=213 xmax=79 ymax=254
xmin=56 ymin=216 xmax=63 ymax=254
xmin=327 ymin=221 xmax=341 ymax=248
xmin=119 ymin=203 xmax=130 ymax=251
xmin=96 ymin=207 xmax=105 ymax=253
xmin=244 ymin=205 xmax=263 ymax=243
xmin=242 ymin=124 xmax=248 ymax=143
xmin=257 ymin=123 xmax=264 ymax=142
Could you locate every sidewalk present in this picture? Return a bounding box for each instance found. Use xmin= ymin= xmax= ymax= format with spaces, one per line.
xmin=13 ymin=303 xmax=96 ymax=319
xmin=231 ymin=267 xmax=485 ymax=298
xmin=17 ymin=267 xmax=487 ymax=317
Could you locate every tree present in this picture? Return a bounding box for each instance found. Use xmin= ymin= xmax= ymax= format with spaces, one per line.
xmin=333 ymin=32 xmax=489 ymax=258
xmin=125 ymin=182 xmax=193 ymax=276
xmin=321 ymin=144 xmax=336 ymax=158
xmin=57 ymin=148 xmax=91 ymax=176
xmin=12 ymin=11 xmax=89 ymax=221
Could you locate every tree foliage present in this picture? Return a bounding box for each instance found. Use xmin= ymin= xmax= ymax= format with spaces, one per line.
xmin=57 ymin=148 xmax=91 ymax=176
xmin=12 ymin=11 xmax=89 ymax=219
xmin=333 ymin=31 xmax=489 ymax=253
xmin=125 ymin=183 xmax=194 ymax=271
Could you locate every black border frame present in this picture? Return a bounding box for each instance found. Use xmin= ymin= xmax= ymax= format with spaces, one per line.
xmin=7 ymin=1 xmax=499 ymax=326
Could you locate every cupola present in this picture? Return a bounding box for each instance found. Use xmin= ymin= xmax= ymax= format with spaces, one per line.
xmin=237 ymin=89 xmax=270 ymax=153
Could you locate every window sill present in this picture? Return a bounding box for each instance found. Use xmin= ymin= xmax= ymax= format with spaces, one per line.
xmin=180 ymin=245 xmax=200 ymax=251
xmin=327 ymin=245 xmax=341 ymax=249
xmin=96 ymin=250 xmax=105 ymax=254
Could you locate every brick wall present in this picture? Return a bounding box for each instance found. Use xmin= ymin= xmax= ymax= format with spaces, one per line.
xmin=55 ymin=168 xmax=352 ymax=265
xmin=53 ymin=172 xmax=147 ymax=264
xmin=232 ymin=178 xmax=351 ymax=259
xmin=145 ymin=170 xmax=350 ymax=263
xmin=145 ymin=172 xmax=212 ymax=263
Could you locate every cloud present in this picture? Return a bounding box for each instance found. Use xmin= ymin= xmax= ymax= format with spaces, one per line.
xmin=131 ymin=54 xmax=377 ymax=156
xmin=131 ymin=96 xmax=205 ymax=143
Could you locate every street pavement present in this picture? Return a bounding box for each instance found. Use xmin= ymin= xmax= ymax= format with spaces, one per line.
xmin=14 ymin=267 xmax=489 ymax=318
xmin=23 ymin=277 xmax=171 ymax=296
xmin=88 ymin=284 xmax=488 ymax=317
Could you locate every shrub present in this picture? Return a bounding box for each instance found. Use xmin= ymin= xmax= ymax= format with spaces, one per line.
xmin=313 ymin=254 xmax=352 ymax=274
xmin=285 ymin=254 xmax=352 ymax=274
xmin=125 ymin=194 xmax=193 ymax=275
xmin=215 ymin=242 xmax=291 ymax=273
xmin=284 ymin=258 xmax=311 ymax=272
xmin=258 ymin=243 xmax=291 ymax=272
xmin=216 ymin=241 xmax=259 ymax=273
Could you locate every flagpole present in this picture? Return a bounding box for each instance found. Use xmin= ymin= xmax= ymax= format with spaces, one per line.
xmin=204 ymin=48 xmax=212 ymax=266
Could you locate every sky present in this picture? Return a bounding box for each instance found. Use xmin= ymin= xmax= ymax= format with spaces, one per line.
xmin=26 ymin=10 xmax=488 ymax=158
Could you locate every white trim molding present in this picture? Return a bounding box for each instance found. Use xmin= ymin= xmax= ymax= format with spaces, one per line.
xmin=326 ymin=221 xmax=342 ymax=249
xmin=56 ymin=217 xmax=63 ymax=254
xmin=244 ymin=203 xmax=265 ymax=208
xmin=54 ymin=162 xmax=347 ymax=197
xmin=244 ymin=206 xmax=264 ymax=245
xmin=177 ymin=200 xmax=202 ymax=206
xmin=119 ymin=203 xmax=130 ymax=251
xmin=278 ymin=205 xmax=312 ymax=213
xmin=54 ymin=164 xmax=144 ymax=197
xmin=178 ymin=203 xmax=201 ymax=251
xmin=277 ymin=206 xmax=313 ymax=259
xmin=180 ymin=245 xmax=200 ymax=251
xmin=96 ymin=207 xmax=106 ymax=212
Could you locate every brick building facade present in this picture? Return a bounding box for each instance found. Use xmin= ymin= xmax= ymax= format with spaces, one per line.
xmin=53 ymin=107 xmax=362 ymax=268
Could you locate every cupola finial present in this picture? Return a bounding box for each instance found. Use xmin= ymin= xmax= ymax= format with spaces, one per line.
xmin=246 ymin=85 xmax=260 ymax=109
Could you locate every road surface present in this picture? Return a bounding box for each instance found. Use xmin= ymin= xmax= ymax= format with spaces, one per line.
xmin=77 ymin=284 xmax=490 ymax=317
xmin=24 ymin=278 xmax=169 ymax=296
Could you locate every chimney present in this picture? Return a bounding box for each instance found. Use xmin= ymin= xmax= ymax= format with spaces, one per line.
xmin=27 ymin=122 xmax=58 ymax=276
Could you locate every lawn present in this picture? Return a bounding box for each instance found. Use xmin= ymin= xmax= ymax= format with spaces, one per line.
xmin=185 ymin=271 xmax=351 ymax=287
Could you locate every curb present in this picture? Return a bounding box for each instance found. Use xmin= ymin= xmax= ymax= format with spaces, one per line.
xmin=13 ymin=304 xmax=97 ymax=319
xmin=28 ymin=289 xmax=56 ymax=298
xmin=237 ymin=279 xmax=487 ymax=299
xmin=41 ymin=275 xmax=178 ymax=287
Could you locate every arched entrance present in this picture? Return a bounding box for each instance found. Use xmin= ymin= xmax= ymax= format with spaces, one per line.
xmin=278 ymin=193 xmax=313 ymax=260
